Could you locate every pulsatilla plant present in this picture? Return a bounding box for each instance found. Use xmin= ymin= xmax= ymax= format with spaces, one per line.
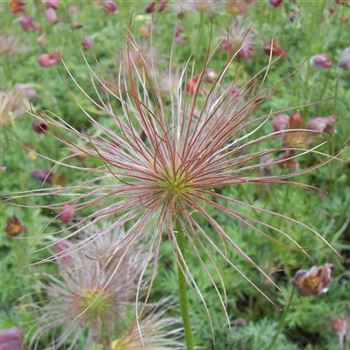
xmin=18 ymin=35 xmax=336 ymax=349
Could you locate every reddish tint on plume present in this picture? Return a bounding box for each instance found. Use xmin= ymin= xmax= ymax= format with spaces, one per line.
xmin=310 ymin=54 xmax=333 ymax=69
xmin=269 ymin=0 xmax=283 ymax=7
xmin=38 ymin=52 xmax=62 ymax=67
xmin=0 ymin=327 xmax=24 ymax=350
xmin=5 ymin=216 xmax=26 ymax=237
xmin=82 ymin=36 xmax=93 ymax=51
xmin=239 ymin=43 xmax=254 ymax=61
xmin=59 ymin=203 xmax=75 ymax=223
xmin=46 ymin=7 xmax=57 ymax=24
xmin=32 ymin=119 xmax=48 ymax=134
xmin=263 ymin=38 xmax=286 ymax=57
xmin=105 ymin=0 xmax=117 ymax=12
xmin=292 ymin=263 xmax=333 ymax=296
xmin=32 ymin=169 xmax=54 ymax=184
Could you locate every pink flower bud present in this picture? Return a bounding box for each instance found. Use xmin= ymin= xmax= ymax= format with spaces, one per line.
xmin=159 ymin=0 xmax=167 ymax=11
xmin=46 ymin=7 xmax=57 ymax=24
xmin=32 ymin=119 xmax=48 ymax=133
xmin=44 ymin=0 xmax=58 ymax=9
xmin=292 ymin=263 xmax=333 ymax=296
xmin=82 ymin=36 xmax=93 ymax=51
xmin=310 ymin=54 xmax=333 ymax=69
xmin=339 ymin=46 xmax=350 ymax=70
xmin=269 ymin=0 xmax=283 ymax=7
xmin=32 ymin=22 xmax=41 ymax=32
xmin=272 ymin=114 xmax=290 ymax=132
xmin=53 ymin=239 xmax=73 ymax=267
xmin=105 ymin=0 xmax=117 ymax=13
xmin=145 ymin=1 xmax=156 ymax=13
xmin=306 ymin=115 xmax=336 ymax=133
xmin=59 ymin=203 xmax=75 ymax=223
xmin=19 ymin=16 xmax=33 ymax=32
xmin=32 ymin=169 xmax=54 ymax=184
xmin=0 ymin=327 xmax=24 ymax=350
xmin=38 ymin=52 xmax=62 ymax=67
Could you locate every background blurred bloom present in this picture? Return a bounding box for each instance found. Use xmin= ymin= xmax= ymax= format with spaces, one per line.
xmin=105 ymin=0 xmax=117 ymax=13
xmin=32 ymin=169 xmax=54 ymax=184
xmin=292 ymin=263 xmax=333 ymax=296
xmin=263 ymin=38 xmax=286 ymax=57
xmin=38 ymin=52 xmax=62 ymax=67
xmin=46 ymin=7 xmax=57 ymax=24
xmin=5 ymin=216 xmax=26 ymax=237
xmin=338 ymin=46 xmax=350 ymax=70
xmin=0 ymin=327 xmax=24 ymax=350
xmin=19 ymin=16 xmax=33 ymax=32
xmin=310 ymin=54 xmax=333 ymax=68
xmin=82 ymin=36 xmax=93 ymax=51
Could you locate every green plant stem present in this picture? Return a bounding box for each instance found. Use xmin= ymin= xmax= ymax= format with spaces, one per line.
xmin=176 ymin=225 xmax=194 ymax=350
xmin=266 ymin=288 xmax=295 ymax=350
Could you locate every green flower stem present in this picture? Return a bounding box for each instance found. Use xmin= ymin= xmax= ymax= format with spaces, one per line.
xmin=266 ymin=288 xmax=295 ymax=350
xmin=176 ymin=224 xmax=195 ymax=350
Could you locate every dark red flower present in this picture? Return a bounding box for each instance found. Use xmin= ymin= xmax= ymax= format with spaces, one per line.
xmin=32 ymin=119 xmax=48 ymax=134
xmin=145 ymin=1 xmax=156 ymax=13
xmin=263 ymin=39 xmax=286 ymax=57
xmin=5 ymin=216 xmax=26 ymax=237
xmin=292 ymin=263 xmax=333 ymax=296
xmin=269 ymin=0 xmax=283 ymax=7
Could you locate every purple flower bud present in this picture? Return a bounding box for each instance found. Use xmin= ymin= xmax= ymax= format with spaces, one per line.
xmin=46 ymin=7 xmax=57 ymax=24
xmin=145 ymin=1 xmax=156 ymax=13
xmin=338 ymin=46 xmax=350 ymax=70
xmin=82 ymin=36 xmax=93 ymax=51
xmin=310 ymin=54 xmax=333 ymax=69
xmin=19 ymin=16 xmax=33 ymax=32
xmin=306 ymin=115 xmax=336 ymax=133
xmin=32 ymin=169 xmax=54 ymax=184
xmin=59 ymin=203 xmax=75 ymax=223
xmin=105 ymin=0 xmax=117 ymax=13
xmin=32 ymin=119 xmax=48 ymax=133
xmin=0 ymin=327 xmax=24 ymax=350
xmin=272 ymin=114 xmax=290 ymax=132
